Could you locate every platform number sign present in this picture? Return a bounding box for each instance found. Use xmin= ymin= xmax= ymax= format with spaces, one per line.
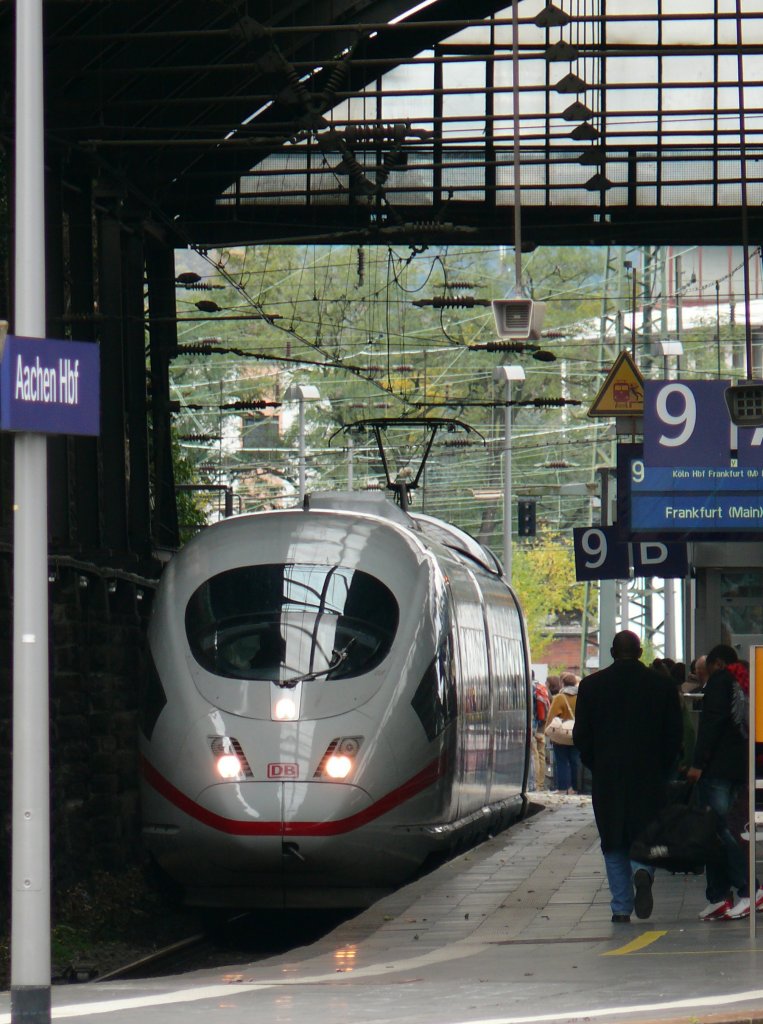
xmin=573 ymin=527 xmax=629 ymax=581
xmin=573 ymin=527 xmax=688 ymax=580
xmin=644 ymin=380 xmax=732 ymax=467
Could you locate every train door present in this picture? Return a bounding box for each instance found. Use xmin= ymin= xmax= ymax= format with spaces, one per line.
xmin=448 ymin=568 xmax=492 ymax=819
xmin=481 ymin=577 xmax=528 ymax=804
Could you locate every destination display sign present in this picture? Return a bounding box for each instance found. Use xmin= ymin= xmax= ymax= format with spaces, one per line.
xmin=614 ymin=381 xmax=763 ymax=539
xmin=0 ymin=335 xmax=100 ymax=435
xmin=625 ymin=454 xmax=763 ymax=534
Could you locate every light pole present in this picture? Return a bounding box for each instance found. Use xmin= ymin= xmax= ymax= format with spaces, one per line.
xmin=657 ymin=338 xmax=684 ymax=660
xmin=624 ymin=259 xmax=638 ymax=358
xmin=493 ymin=365 xmax=525 ymax=582
xmin=12 ymin=2 xmax=52 ymax=1022
xmin=285 ymin=383 xmax=320 ymax=503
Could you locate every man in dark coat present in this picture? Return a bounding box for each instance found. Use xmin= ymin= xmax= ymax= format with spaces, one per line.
xmin=573 ymin=630 xmax=683 ymax=923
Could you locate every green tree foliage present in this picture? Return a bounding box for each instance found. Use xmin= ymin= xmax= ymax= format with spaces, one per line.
xmin=511 ymin=531 xmax=594 ymax=662
xmin=173 ymin=439 xmax=209 ymax=544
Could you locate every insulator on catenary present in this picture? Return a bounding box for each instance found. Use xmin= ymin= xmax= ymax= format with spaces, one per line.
xmin=344 ymin=122 xmax=409 ymax=147
xmin=178 ymin=282 xmax=220 ymax=291
xmin=522 ymin=398 xmax=582 ymax=408
xmin=177 ymin=343 xmax=217 ymax=355
xmin=178 ymin=344 xmax=223 ymax=356
xmin=469 ymin=341 xmax=533 ymax=352
xmin=411 ymin=295 xmax=490 ymax=308
xmin=222 ymin=400 xmax=279 ymax=410
xmin=357 ymin=245 xmax=365 ymax=287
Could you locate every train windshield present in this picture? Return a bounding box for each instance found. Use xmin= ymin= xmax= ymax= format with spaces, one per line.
xmin=185 ymin=563 xmax=399 ymax=682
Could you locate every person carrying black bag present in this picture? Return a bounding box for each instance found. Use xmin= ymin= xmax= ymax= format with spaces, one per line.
xmin=687 ymin=644 xmax=763 ymax=921
xmin=573 ymin=630 xmax=683 ymax=923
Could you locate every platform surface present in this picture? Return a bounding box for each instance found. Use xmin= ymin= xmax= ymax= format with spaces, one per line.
xmin=3 ymin=792 xmax=763 ymax=1024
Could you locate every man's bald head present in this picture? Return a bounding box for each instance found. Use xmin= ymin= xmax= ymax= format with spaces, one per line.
xmin=611 ymin=630 xmax=643 ymax=660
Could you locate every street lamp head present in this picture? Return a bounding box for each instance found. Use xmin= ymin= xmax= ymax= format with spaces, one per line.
xmin=493 ymin=365 xmax=526 ymax=384
xmin=285 ymin=383 xmax=321 ymax=401
xmin=658 ymin=338 xmax=683 ymax=357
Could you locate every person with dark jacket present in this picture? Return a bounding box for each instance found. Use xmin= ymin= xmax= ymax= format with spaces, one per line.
xmin=573 ymin=630 xmax=683 ymax=923
xmin=687 ymin=644 xmax=762 ymax=921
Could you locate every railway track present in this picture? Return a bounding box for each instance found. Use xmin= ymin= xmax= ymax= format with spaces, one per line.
xmin=95 ymin=931 xmax=216 ymax=981
xmin=86 ymin=909 xmax=354 ymax=983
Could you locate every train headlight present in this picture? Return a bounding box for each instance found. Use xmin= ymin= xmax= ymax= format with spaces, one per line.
xmin=209 ymin=736 xmax=253 ymax=781
xmin=274 ymin=697 xmax=298 ymax=721
xmin=324 ymin=754 xmax=353 ymax=779
xmin=270 ymin=683 xmax=301 ymax=722
xmin=314 ymin=736 xmax=364 ymax=779
xmin=337 ymin=737 xmax=360 ymax=756
xmin=216 ymin=754 xmax=243 ymax=780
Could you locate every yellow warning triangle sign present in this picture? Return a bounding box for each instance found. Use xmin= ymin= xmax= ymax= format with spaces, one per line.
xmin=588 ymin=350 xmax=644 ymax=417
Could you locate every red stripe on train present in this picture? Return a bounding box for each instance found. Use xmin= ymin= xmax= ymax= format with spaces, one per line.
xmin=140 ymin=753 xmax=444 ymax=837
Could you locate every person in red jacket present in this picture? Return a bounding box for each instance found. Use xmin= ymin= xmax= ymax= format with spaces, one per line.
xmin=530 ymin=674 xmax=550 ymax=791
xmin=687 ymin=644 xmax=763 ymax=921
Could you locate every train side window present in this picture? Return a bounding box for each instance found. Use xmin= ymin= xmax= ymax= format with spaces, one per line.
xmin=411 ymin=635 xmax=457 ymax=740
xmin=184 ymin=563 xmax=399 ymax=682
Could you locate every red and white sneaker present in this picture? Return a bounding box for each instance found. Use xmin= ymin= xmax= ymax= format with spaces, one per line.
xmin=698 ymin=898 xmax=733 ymax=921
xmin=726 ymin=889 xmax=763 ymax=919
xmin=725 ymin=897 xmax=752 ymax=920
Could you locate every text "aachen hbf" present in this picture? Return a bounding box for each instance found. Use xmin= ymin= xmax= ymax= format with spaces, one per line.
xmin=15 ymin=354 xmax=80 ymax=405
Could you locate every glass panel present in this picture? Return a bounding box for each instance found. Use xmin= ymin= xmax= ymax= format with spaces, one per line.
xmin=186 ymin=564 xmax=398 ymax=682
xmin=720 ymin=571 xmax=763 ymax=637
xmin=605 ymin=0 xmax=659 ymax=46
xmin=662 ymin=1 xmax=716 ymax=45
xmin=442 ymin=59 xmax=485 ymax=142
xmin=381 ymin=56 xmax=434 ymax=125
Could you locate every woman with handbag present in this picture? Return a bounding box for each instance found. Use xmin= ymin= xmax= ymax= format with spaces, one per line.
xmin=545 ymin=672 xmax=581 ymax=794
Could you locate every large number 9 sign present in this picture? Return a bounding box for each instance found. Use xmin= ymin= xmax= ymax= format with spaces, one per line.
xmin=644 ymin=379 xmax=731 ymax=467
xmin=573 ymin=527 xmax=629 ymax=580
xmin=580 ymin=528 xmax=607 ymax=568
xmin=654 ymin=383 xmax=696 ymax=448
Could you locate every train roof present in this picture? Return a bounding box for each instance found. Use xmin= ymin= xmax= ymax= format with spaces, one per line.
xmin=306 ymin=492 xmax=502 ymax=577
xmin=409 ymin=513 xmax=503 ymax=577
xmin=306 ymin=491 xmax=412 ymax=527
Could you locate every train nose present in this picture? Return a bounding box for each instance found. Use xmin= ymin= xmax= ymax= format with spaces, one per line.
xmin=194 ymin=780 xmax=379 ymax=888
xmin=194 ymin=779 xmax=374 ymax=850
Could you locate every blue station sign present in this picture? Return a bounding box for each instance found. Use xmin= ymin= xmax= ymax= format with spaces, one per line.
xmin=643 ymin=379 xmax=733 ymax=467
xmin=0 ymin=335 xmax=100 ymax=435
xmin=630 ymin=462 xmax=763 ymax=531
xmin=573 ymin=526 xmax=687 ymax=581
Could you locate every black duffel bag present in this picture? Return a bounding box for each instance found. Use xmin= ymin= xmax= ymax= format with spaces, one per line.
xmin=629 ymin=783 xmax=724 ymax=875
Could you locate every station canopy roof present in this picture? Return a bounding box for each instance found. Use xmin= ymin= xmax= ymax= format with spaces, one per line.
xmin=2 ymin=0 xmax=762 ymax=247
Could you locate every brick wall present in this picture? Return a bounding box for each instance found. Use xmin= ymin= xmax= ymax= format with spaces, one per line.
xmin=0 ymin=562 xmax=156 ymax=916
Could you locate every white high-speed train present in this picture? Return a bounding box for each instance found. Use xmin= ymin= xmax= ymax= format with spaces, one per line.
xmin=139 ymin=491 xmax=532 ymax=908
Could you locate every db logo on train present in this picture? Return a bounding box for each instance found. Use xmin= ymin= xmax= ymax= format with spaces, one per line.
xmin=267 ymin=763 xmax=299 ymax=779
